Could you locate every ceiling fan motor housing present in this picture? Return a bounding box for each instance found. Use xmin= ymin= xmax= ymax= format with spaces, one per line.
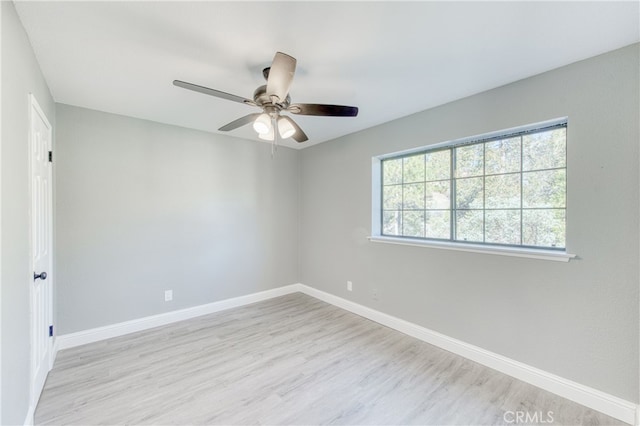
xmin=253 ymin=85 xmax=291 ymax=111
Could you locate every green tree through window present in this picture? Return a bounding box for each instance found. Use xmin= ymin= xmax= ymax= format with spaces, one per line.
xmin=381 ymin=123 xmax=566 ymax=249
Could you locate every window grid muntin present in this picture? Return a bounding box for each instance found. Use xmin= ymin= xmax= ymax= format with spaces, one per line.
xmin=450 ymin=147 xmax=456 ymax=241
xmin=482 ymin=142 xmax=486 ymax=243
xmin=520 ymin=137 xmax=524 ymax=245
xmin=381 ymin=123 xmax=566 ymax=250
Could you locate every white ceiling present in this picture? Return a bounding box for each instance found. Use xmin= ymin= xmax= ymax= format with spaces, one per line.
xmin=14 ymin=1 xmax=640 ymax=149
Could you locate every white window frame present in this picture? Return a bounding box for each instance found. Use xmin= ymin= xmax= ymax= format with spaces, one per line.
xmin=370 ymin=118 xmax=576 ymax=262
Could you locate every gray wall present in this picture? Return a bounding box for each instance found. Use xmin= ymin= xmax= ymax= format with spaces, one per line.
xmin=1 ymin=1 xmax=56 ymax=424
xmin=299 ymin=44 xmax=640 ymax=402
xmin=3 ymin=3 xmax=637 ymax=420
xmin=55 ymin=105 xmax=299 ymax=334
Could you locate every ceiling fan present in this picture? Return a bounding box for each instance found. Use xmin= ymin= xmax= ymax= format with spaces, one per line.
xmin=173 ymin=52 xmax=358 ymax=143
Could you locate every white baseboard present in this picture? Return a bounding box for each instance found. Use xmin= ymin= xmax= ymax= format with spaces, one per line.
xmin=53 ymin=283 xmax=638 ymax=425
xmin=23 ymin=404 xmax=34 ymax=426
xmin=55 ymin=284 xmax=302 ymax=351
xmin=296 ymin=285 xmax=638 ymax=425
xmin=52 ymin=336 xmax=60 ymax=365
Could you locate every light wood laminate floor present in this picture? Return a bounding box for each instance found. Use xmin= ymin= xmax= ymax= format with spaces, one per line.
xmin=36 ymin=293 xmax=623 ymax=425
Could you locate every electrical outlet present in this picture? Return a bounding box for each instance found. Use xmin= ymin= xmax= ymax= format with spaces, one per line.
xmin=372 ymin=288 xmax=379 ymax=301
xmin=347 ymin=281 xmax=353 ymax=291
xmin=164 ymin=290 xmax=173 ymax=302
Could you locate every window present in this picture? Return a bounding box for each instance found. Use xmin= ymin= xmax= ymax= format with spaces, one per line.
xmin=378 ymin=121 xmax=567 ymax=250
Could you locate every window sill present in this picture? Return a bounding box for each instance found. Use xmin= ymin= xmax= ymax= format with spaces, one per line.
xmin=368 ymin=236 xmax=576 ymax=262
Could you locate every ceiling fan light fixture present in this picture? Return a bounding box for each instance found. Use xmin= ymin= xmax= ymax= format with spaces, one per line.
xmin=253 ymin=113 xmax=271 ymax=135
xmin=258 ymin=125 xmax=275 ymax=141
xmin=277 ymin=116 xmax=296 ymax=139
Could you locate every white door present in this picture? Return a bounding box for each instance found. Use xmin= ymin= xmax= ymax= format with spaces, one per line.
xmin=29 ymin=94 xmax=53 ymax=407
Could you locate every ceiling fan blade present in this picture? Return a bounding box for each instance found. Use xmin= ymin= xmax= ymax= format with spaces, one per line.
xmin=288 ymin=103 xmax=358 ymax=117
xmin=218 ymin=113 xmax=262 ymax=131
xmin=282 ymin=116 xmax=308 ymax=143
xmin=266 ymin=52 xmax=296 ymax=103
xmin=173 ymin=80 xmax=255 ymax=106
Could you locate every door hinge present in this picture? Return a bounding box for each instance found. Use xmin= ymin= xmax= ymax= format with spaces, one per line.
xmin=48 ymin=151 xmax=53 ymax=163
xmin=49 ymin=325 xmax=53 ymax=337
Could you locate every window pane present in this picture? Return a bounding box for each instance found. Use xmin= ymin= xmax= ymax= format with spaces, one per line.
xmin=378 ymin=123 xmax=566 ymax=251
xmin=425 ymin=181 xmax=450 ymax=209
xmin=523 ymin=209 xmax=565 ymax=248
xmin=523 ymin=169 xmax=566 ymax=208
xmin=425 ymin=150 xmax=450 ymax=181
xmin=485 ymin=174 xmax=520 ymax=209
xmin=403 ymin=154 xmax=425 ymax=183
xmin=486 ymin=210 xmax=521 ymax=245
xmin=456 ymin=210 xmax=483 ymax=242
xmin=403 ymin=211 xmax=425 ymax=237
xmin=456 ymin=177 xmax=483 ymax=209
xmin=485 ymin=137 xmax=521 ymax=175
xmin=403 ymin=183 xmax=425 ymax=210
xmin=425 ymin=211 xmax=450 ymax=239
xmin=522 ymin=128 xmax=566 ymax=171
xmin=383 ymin=159 xmax=402 ymax=185
xmin=383 ymin=185 xmax=402 ymax=210
xmin=455 ymin=144 xmax=483 ymax=178
xmin=383 ymin=210 xmax=402 ymax=236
